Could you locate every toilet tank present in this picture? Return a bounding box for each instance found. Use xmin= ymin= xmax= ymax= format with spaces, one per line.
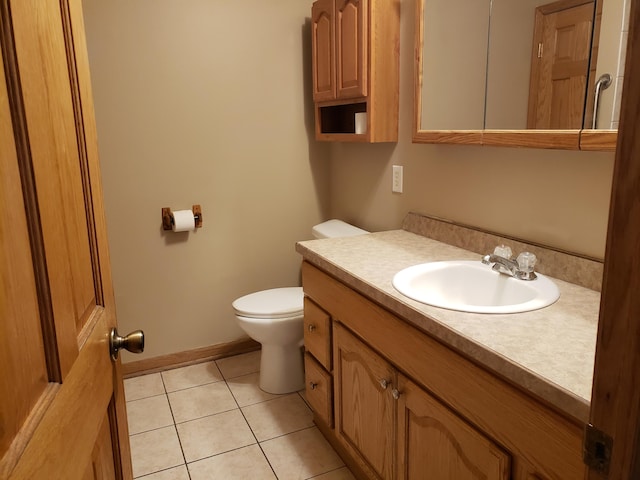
xmin=312 ymin=219 xmax=369 ymax=239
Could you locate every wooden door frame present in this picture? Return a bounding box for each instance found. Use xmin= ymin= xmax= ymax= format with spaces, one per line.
xmin=588 ymin=0 xmax=640 ymax=478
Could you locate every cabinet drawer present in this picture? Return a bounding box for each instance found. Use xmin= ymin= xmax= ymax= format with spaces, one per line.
xmin=304 ymin=297 xmax=332 ymax=370
xmin=304 ymin=352 xmax=333 ymax=427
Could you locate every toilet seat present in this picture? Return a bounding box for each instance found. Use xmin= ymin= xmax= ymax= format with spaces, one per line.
xmin=232 ymin=287 xmax=303 ymax=319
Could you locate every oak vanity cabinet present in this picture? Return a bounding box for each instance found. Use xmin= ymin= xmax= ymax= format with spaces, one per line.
xmin=301 ymin=261 xmax=586 ymax=480
xmin=311 ymin=0 xmax=400 ymax=142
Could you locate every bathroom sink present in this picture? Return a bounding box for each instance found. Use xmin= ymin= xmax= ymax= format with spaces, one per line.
xmin=392 ymin=260 xmax=560 ymax=314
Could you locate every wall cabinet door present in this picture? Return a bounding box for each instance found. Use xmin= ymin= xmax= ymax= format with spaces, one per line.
xmin=312 ymin=0 xmax=335 ymax=102
xmin=312 ymin=0 xmax=367 ymax=103
xmin=334 ymin=323 xmax=395 ymax=479
xmin=396 ymin=374 xmax=511 ymax=480
xmin=335 ymin=0 xmax=367 ymax=99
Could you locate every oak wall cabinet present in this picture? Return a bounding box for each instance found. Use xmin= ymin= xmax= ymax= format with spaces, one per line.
xmin=301 ymin=261 xmax=585 ymax=480
xmin=311 ymin=0 xmax=400 ymax=142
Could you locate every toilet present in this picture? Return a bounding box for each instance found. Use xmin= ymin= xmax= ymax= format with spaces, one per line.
xmin=232 ymin=219 xmax=368 ymax=394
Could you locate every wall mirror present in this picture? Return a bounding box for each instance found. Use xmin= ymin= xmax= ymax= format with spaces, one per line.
xmin=414 ymin=0 xmax=628 ymax=150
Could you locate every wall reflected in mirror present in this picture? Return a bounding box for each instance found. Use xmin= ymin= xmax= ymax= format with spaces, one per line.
xmin=420 ymin=0 xmax=490 ymax=130
xmin=418 ymin=0 xmax=630 ymax=132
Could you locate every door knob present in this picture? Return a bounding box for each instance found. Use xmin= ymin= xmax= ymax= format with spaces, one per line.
xmin=110 ymin=328 xmax=144 ymax=361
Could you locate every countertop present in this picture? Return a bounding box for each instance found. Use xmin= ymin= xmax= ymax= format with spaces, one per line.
xmin=296 ymin=229 xmax=600 ymax=423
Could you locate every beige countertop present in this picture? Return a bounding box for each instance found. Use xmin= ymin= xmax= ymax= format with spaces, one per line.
xmin=296 ymin=229 xmax=600 ymax=423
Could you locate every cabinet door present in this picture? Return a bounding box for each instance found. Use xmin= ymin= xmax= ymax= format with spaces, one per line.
xmin=336 ymin=0 xmax=367 ymax=99
xmin=397 ymin=375 xmax=511 ymax=480
xmin=334 ymin=323 xmax=394 ymax=479
xmin=312 ymin=0 xmax=335 ymax=101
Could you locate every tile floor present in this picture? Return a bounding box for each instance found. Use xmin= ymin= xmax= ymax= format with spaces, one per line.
xmin=123 ymin=350 xmax=355 ymax=480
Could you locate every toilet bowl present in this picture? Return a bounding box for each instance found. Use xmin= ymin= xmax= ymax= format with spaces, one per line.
xmin=232 ymin=220 xmax=368 ymax=394
xmin=233 ymin=287 xmax=305 ymax=394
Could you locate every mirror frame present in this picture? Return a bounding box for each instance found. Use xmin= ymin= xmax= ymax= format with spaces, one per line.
xmin=412 ymin=0 xmax=618 ymax=151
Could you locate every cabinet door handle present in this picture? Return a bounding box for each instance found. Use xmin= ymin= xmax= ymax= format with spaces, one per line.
xmin=379 ymin=379 xmax=390 ymax=389
xmin=308 ymin=324 xmax=316 ymax=333
xmin=309 ymin=381 xmax=318 ymax=390
xmin=392 ymin=388 xmax=401 ymax=400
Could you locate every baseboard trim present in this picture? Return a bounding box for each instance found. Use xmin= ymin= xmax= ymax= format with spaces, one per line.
xmin=121 ymin=338 xmax=261 ymax=378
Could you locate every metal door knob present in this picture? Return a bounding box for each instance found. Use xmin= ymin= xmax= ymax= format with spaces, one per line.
xmin=110 ymin=328 xmax=144 ymax=361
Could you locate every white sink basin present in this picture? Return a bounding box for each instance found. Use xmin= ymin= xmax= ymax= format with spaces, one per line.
xmin=392 ymin=260 xmax=560 ymax=314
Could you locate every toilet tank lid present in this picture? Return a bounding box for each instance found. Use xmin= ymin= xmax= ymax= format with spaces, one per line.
xmin=312 ymin=219 xmax=369 ymax=239
xmin=232 ymin=287 xmax=304 ymax=318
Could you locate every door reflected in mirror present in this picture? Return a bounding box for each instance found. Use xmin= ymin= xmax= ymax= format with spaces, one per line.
xmin=486 ymin=0 xmax=594 ymax=130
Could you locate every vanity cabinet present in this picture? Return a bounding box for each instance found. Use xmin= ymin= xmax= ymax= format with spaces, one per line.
xmin=311 ymin=0 xmax=399 ymax=142
xmin=301 ymin=260 xmax=586 ymax=480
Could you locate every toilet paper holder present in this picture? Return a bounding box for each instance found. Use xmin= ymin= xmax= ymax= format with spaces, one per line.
xmin=162 ymin=204 xmax=203 ymax=231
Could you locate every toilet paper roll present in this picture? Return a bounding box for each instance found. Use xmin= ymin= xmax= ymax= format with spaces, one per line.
xmin=355 ymin=112 xmax=367 ymax=134
xmin=171 ymin=210 xmax=196 ymax=232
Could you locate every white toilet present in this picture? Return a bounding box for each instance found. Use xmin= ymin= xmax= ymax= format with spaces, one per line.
xmin=232 ymin=219 xmax=368 ymax=394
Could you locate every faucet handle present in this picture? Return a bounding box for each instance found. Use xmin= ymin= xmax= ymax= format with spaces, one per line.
xmin=516 ymin=252 xmax=537 ymax=280
xmin=493 ymin=245 xmax=512 ymax=259
xmin=516 ymin=252 xmax=537 ymax=272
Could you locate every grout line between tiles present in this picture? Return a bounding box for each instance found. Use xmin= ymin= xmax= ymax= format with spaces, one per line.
xmin=128 ymin=358 xmax=348 ymax=480
xmin=133 ymin=464 xmax=188 ymax=480
xmin=229 ymin=382 xmax=280 ymax=479
xmin=157 ymin=372 xmax=191 ymax=479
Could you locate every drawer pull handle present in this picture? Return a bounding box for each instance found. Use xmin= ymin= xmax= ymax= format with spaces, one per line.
xmin=379 ymin=379 xmax=390 ymax=389
xmin=308 ymin=324 xmax=317 ymax=333
xmin=392 ymin=388 xmax=401 ymax=400
xmin=309 ymin=382 xmax=318 ymax=390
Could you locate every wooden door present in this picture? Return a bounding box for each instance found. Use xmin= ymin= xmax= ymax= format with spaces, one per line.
xmin=588 ymin=0 xmax=640 ymax=477
xmin=0 ymin=0 xmax=132 ymax=478
xmin=333 ymin=323 xmax=395 ymax=479
xmin=396 ymin=375 xmax=511 ymax=480
xmin=527 ymin=0 xmax=594 ymax=129
xmin=312 ymin=0 xmax=336 ymax=102
xmin=336 ymin=0 xmax=367 ymax=99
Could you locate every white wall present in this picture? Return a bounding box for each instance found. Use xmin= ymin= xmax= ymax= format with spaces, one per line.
xmin=83 ymin=0 xmax=330 ymax=361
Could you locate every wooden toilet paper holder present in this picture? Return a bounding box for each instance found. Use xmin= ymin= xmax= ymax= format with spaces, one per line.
xmin=162 ymin=204 xmax=203 ymax=231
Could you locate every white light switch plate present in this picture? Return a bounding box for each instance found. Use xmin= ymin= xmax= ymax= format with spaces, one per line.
xmin=392 ymin=165 xmax=403 ymax=193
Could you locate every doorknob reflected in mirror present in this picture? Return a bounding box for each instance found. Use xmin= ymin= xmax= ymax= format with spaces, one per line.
xmin=110 ymin=328 xmax=144 ymax=361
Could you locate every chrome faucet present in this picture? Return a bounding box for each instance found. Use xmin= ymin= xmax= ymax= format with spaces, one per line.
xmin=482 ymin=245 xmax=537 ymax=281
